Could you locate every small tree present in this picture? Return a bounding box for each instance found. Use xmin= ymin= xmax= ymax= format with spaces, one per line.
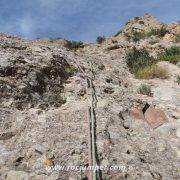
xmin=96 ymin=36 xmax=106 ymax=44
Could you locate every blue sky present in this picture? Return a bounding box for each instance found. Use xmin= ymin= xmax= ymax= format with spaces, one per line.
xmin=0 ymin=0 xmax=179 ymax=42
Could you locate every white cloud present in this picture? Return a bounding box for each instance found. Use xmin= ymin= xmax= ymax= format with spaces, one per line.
xmin=19 ymin=16 xmax=35 ymax=37
xmin=0 ymin=16 xmax=35 ymax=38
xmin=0 ymin=22 xmax=17 ymax=35
xmin=38 ymin=0 xmax=88 ymax=14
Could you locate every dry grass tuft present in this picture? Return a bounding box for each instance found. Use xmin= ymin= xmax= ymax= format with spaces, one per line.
xmin=135 ymin=65 xmax=169 ymax=79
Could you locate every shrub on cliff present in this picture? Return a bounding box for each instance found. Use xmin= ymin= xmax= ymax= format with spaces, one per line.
xmin=65 ymin=40 xmax=84 ymax=50
xmin=147 ymin=26 xmax=169 ymax=38
xmin=96 ymin=36 xmax=106 ymax=44
xmin=138 ymin=84 xmax=152 ymax=96
xmin=158 ymin=46 xmax=180 ymax=64
xmin=126 ymin=47 xmax=155 ymax=74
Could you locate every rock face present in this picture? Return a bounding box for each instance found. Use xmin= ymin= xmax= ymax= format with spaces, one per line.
xmin=0 ymin=15 xmax=180 ymax=179
xmin=0 ymin=36 xmax=76 ymax=110
xmin=122 ymin=14 xmax=162 ymax=34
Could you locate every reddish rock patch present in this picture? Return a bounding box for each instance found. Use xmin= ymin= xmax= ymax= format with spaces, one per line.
xmin=130 ymin=107 xmax=145 ymax=120
xmin=144 ymin=107 xmax=168 ymax=129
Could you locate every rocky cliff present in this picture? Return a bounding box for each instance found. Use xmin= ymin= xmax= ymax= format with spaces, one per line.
xmin=0 ymin=15 xmax=180 ymax=180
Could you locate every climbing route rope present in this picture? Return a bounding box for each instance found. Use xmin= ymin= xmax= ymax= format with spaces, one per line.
xmin=64 ymin=53 xmax=99 ymax=180
xmin=87 ymin=61 xmax=98 ymax=180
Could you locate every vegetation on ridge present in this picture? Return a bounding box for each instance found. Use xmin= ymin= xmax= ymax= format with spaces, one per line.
xmin=124 ymin=26 xmax=170 ymax=42
xmin=157 ymin=46 xmax=180 ymax=64
xmin=126 ymin=46 xmax=180 ymax=79
xmin=126 ymin=47 xmax=155 ymax=74
xmin=147 ymin=25 xmax=170 ymax=38
xmin=96 ymin=36 xmax=106 ymax=44
xmin=65 ymin=40 xmax=84 ymax=50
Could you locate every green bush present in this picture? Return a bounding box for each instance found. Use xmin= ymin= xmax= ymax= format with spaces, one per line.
xmin=65 ymin=40 xmax=84 ymax=50
xmin=164 ymin=46 xmax=180 ymax=56
xmin=158 ymin=46 xmax=180 ymax=64
xmin=126 ymin=47 xmax=155 ymax=74
xmin=147 ymin=26 xmax=169 ymax=38
xmin=159 ymin=55 xmax=180 ymax=64
xmin=96 ymin=36 xmax=106 ymax=44
xmin=126 ymin=46 xmax=180 ymax=79
xmin=138 ymin=84 xmax=152 ymax=96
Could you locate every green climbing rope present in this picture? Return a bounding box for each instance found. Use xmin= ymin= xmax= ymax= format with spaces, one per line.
xmin=89 ymin=62 xmax=98 ymax=180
